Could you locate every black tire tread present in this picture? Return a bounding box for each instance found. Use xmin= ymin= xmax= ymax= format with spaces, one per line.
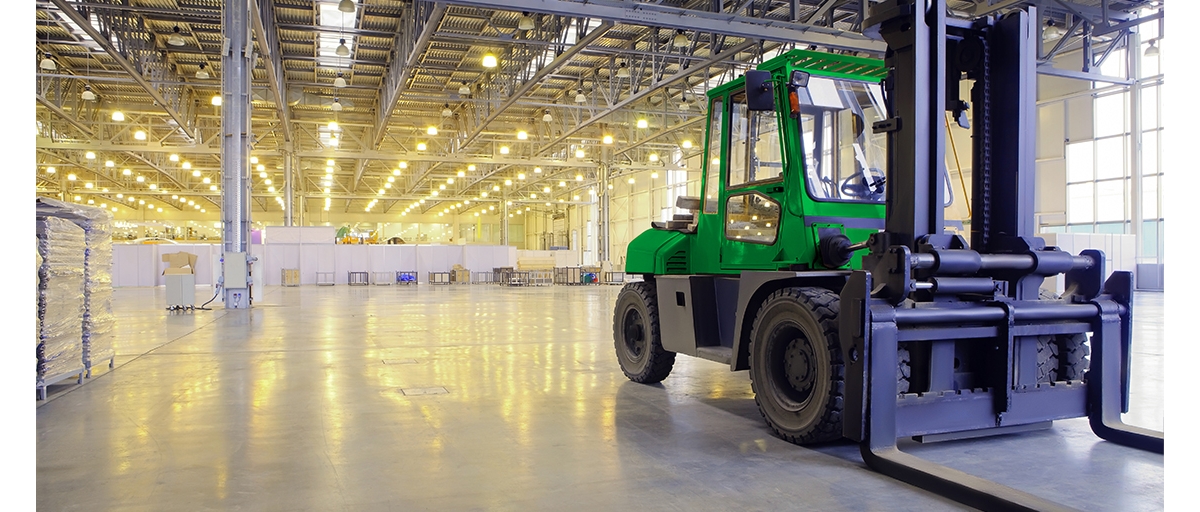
xmin=612 ymin=281 xmax=676 ymax=383
xmin=748 ymin=287 xmax=844 ymax=445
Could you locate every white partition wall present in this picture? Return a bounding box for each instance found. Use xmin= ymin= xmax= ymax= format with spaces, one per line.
xmin=112 ymin=243 xmax=520 ymax=287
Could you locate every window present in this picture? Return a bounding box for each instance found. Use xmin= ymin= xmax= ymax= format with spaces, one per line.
xmin=727 ymin=91 xmax=785 ymax=187
xmin=725 ymin=193 xmax=780 ymax=244
xmin=702 ymin=98 xmax=724 ymax=214
xmin=798 ymin=77 xmax=888 ymax=202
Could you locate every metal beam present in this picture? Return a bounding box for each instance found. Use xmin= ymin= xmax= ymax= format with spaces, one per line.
xmin=611 ymin=116 xmax=704 ymax=158
xmin=436 ymin=0 xmax=886 ymax=54
xmin=36 ymin=95 xmax=96 ymax=139
xmin=350 ymin=159 xmax=368 ymax=192
xmin=250 ymin=0 xmax=292 ymax=143
xmin=123 ymin=152 xmax=221 ymax=209
xmin=372 ymin=3 xmax=447 ymax=149
xmin=458 ymin=21 xmax=615 ymax=151
xmin=805 ymin=0 xmax=842 ymax=25
xmin=536 ymin=40 xmax=756 ymax=157
xmin=1035 ymin=64 xmax=1131 ymax=85
xmin=48 ymin=0 xmax=196 ymax=141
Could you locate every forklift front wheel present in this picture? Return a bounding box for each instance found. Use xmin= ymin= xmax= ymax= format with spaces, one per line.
xmin=749 ymin=287 xmax=845 ymax=445
xmin=613 ymin=281 xmax=676 ymax=384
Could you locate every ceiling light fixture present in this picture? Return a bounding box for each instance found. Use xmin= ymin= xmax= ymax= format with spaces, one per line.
xmin=168 ymin=26 xmax=186 ymax=47
xmin=617 ymin=62 xmax=630 ymax=79
xmin=338 ymin=0 xmax=356 ymax=13
xmin=482 ymin=53 xmax=498 ymax=68
xmin=46 ymin=167 xmax=56 ymax=174
xmin=517 ymin=130 xmax=528 ymax=140
xmin=500 ymin=146 xmax=510 ymax=154
xmin=682 ymin=140 xmax=693 ymax=149
xmin=575 ymin=148 xmax=585 ymax=159
xmin=576 ymin=174 xmax=583 ymax=181
xmin=182 ymin=162 xmax=192 ymax=169
xmin=111 ymin=111 xmax=125 ymax=122
xmin=417 ymin=142 xmax=427 ymax=151
xmin=195 ymin=62 xmax=209 ymax=79
xmin=575 ymin=88 xmax=586 ymax=103
xmin=427 ymin=126 xmax=438 ymax=136
xmin=40 ymin=53 xmax=57 ymax=71
xmin=1145 ymin=40 xmax=1160 ymax=57
xmin=673 ymin=29 xmax=689 ymax=48
xmin=649 ymin=153 xmax=659 ymax=162
xmin=80 ymin=85 xmax=96 ymax=101
xmin=334 ymin=72 xmax=347 ymax=88
xmin=602 ymin=135 xmax=614 ymax=144
xmin=459 ymin=81 xmax=470 ymax=96
xmin=85 ymin=152 xmax=95 ymax=160
xmin=442 ymin=103 xmax=453 ymax=117
xmin=518 ymin=12 xmax=535 ymax=31
xmin=637 ymin=118 xmax=649 ymax=129
xmin=457 ymin=170 xmax=465 ymax=177
xmin=332 ymin=98 xmax=343 ymax=111
xmin=336 ymin=38 xmax=350 ymax=57
xmin=543 ymin=109 xmax=553 ymax=123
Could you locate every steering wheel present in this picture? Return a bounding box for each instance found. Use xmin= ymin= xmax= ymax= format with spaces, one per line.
xmin=839 ymin=168 xmax=886 ymax=200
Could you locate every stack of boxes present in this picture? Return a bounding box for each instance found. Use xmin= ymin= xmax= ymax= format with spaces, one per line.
xmin=36 ymin=216 xmax=86 ymax=394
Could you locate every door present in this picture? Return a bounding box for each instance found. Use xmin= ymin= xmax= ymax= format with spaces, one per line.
xmin=721 ymin=89 xmax=787 ymax=270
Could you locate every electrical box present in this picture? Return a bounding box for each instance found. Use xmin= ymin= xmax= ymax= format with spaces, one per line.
xmin=223 ymin=252 xmax=248 ymax=289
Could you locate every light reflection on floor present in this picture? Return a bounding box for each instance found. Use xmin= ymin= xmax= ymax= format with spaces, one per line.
xmin=37 ymin=285 xmax=1163 ymax=511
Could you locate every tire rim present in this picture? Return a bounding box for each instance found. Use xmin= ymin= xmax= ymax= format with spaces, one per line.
xmin=622 ymin=307 xmax=646 ymax=362
xmin=769 ymin=322 xmax=816 ymax=411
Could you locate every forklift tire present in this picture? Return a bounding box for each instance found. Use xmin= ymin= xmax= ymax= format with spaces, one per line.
xmin=748 ymin=287 xmax=844 ymax=445
xmin=1036 ymin=290 xmax=1092 ymax=382
xmin=613 ymin=281 xmax=676 ymax=384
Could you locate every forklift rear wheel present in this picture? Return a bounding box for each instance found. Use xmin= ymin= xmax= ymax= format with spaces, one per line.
xmin=749 ymin=287 xmax=844 ymax=444
xmin=613 ymin=281 xmax=676 ymax=384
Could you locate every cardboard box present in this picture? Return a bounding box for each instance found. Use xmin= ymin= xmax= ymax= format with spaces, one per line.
xmin=162 ymin=251 xmax=198 ymax=275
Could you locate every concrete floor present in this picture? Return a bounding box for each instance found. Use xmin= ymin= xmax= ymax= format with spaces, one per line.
xmin=37 ymin=284 xmax=1164 ymax=511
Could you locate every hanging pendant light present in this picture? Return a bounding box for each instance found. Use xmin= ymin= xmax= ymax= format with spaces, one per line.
xmin=40 ymin=53 xmax=57 ymax=71
xmin=168 ymin=26 xmax=186 ymax=47
xmin=331 ymin=98 xmax=343 ymax=111
xmin=442 ymin=103 xmax=453 ymax=117
xmin=542 ymin=109 xmax=552 ymax=123
xmin=195 ymin=62 xmax=209 ymax=79
xmin=679 ymin=93 xmax=689 ymax=111
xmin=111 ymin=111 xmax=125 ymax=122
xmin=1145 ymin=40 xmax=1160 ymax=57
xmin=518 ymin=12 xmax=535 ymax=31
xmin=334 ymin=72 xmax=347 ymax=88
xmin=673 ymin=29 xmax=689 ymax=48
xmin=336 ymin=38 xmax=350 ymax=57
xmin=616 ymin=62 xmax=630 ymax=79
xmin=575 ymin=88 xmax=586 ymax=103
xmin=338 ymin=0 xmax=356 ymax=14
xmin=482 ymin=53 xmax=498 ymax=68
xmin=458 ymin=81 xmax=470 ymax=96
xmin=80 ymin=85 xmax=96 ymax=101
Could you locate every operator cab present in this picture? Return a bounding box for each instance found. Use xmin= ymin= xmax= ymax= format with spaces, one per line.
xmin=793 ymin=74 xmax=889 ymax=203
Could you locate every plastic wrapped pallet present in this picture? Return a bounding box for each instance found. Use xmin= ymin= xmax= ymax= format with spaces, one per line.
xmin=36 ymin=216 xmax=85 ymax=381
xmin=36 ymin=198 xmax=116 ymax=372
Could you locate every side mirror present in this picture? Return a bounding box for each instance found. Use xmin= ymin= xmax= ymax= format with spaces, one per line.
xmin=745 ymin=70 xmax=776 ymax=111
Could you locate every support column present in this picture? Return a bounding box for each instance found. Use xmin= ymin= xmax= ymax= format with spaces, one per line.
xmin=500 ymin=198 xmax=509 ymax=245
xmin=598 ymin=163 xmax=611 ymax=264
xmin=221 ymin=0 xmax=253 ymax=309
xmin=1128 ymin=31 xmax=1143 ymax=259
xmin=283 ymin=147 xmax=294 ymax=226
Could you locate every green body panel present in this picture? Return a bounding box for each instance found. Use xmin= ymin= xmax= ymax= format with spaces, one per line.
xmin=625 ymin=229 xmax=690 ymax=275
xmin=624 ymin=49 xmax=886 ymax=276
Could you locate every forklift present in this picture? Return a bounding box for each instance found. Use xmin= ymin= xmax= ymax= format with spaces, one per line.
xmin=611 ymin=0 xmax=1163 ymax=509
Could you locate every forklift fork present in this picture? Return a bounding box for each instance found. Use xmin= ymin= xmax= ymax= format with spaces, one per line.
xmin=841 ymin=269 xmax=1162 ymax=511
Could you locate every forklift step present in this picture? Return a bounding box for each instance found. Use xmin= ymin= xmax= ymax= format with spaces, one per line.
xmin=695 ymin=346 xmax=733 ymax=365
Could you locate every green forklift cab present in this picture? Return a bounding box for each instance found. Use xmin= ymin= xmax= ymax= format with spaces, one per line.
xmin=625 ymin=50 xmax=890 ymax=276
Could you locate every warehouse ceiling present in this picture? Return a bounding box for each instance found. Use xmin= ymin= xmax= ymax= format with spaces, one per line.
xmin=34 ymin=0 xmax=1158 ymax=217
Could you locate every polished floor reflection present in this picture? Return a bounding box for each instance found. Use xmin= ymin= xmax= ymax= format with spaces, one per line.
xmin=37 ymin=285 xmax=1164 ymax=511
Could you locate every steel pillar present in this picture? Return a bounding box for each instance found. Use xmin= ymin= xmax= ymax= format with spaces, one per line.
xmin=500 ymin=199 xmax=509 ymax=245
xmin=222 ymin=0 xmax=253 ymax=309
xmin=1128 ymin=31 xmax=1143 ymax=257
xmin=598 ymin=163 xmax=611 ymax=264
xmin=283 ymin=149 xmax=294 ymax=226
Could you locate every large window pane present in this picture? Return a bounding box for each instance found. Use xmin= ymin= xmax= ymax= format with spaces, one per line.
xmin=1095 ymin=137 xmax=1125 ymax=180
xmin=1067 ymin=141 xmax=1094 ymax=182
xmin=1068 ymin=224 xmax=1094 ymax=233
xmin=1142 ymin=130 xmax=1158 ymax=175
xmin=702 ymin=98 xmax=724 ymax=213
xmin=1142 ymin=220 xmax=1158 ymax=258
xmin=1141 ymin=85 xmax=1159 ymax=128
xmin=1094 ymin=93 xmax=1126 ymax=137
xmin=738 ymin=110 xmax=784 ymax=185
xmin=1142 ymin=175 xmax=1158 ymax=219
xmin=1068 ymin=182 xmax=1094 ymax=223
xmin=1099 ymin=49 xmax=1127 ymax=79
xmin=728 ymin=101 xmax=749 ymax=187
xmin=1096 ymin=222 xmax=1126 ymax=234
xmin=1095 ymin=180 xmax=1125 ymax=222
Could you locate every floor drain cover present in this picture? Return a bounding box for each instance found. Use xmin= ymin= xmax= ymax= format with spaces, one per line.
xmin=400 ymin=387 xmax=448 ymax=396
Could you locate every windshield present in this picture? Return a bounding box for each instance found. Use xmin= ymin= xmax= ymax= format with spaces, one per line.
xmin=798 ymin=77 xmax=888 ymax=203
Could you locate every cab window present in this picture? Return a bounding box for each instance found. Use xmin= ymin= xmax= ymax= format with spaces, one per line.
xmin=702 ymin=97 xmax=725 ymax=214
xmin=724 ymin=192 xmax=781 ymax=244
xmin=728 ymin=91 xmax=784 ymax=188
xmin=798 ymin=77 xmax=888 ymax=202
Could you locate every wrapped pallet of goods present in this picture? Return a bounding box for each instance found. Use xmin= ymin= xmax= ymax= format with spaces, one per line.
xmin=36 ymin=216 xmax=86 ymax=398
xmin=36 ymin=198 xmax=116 ymax=376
